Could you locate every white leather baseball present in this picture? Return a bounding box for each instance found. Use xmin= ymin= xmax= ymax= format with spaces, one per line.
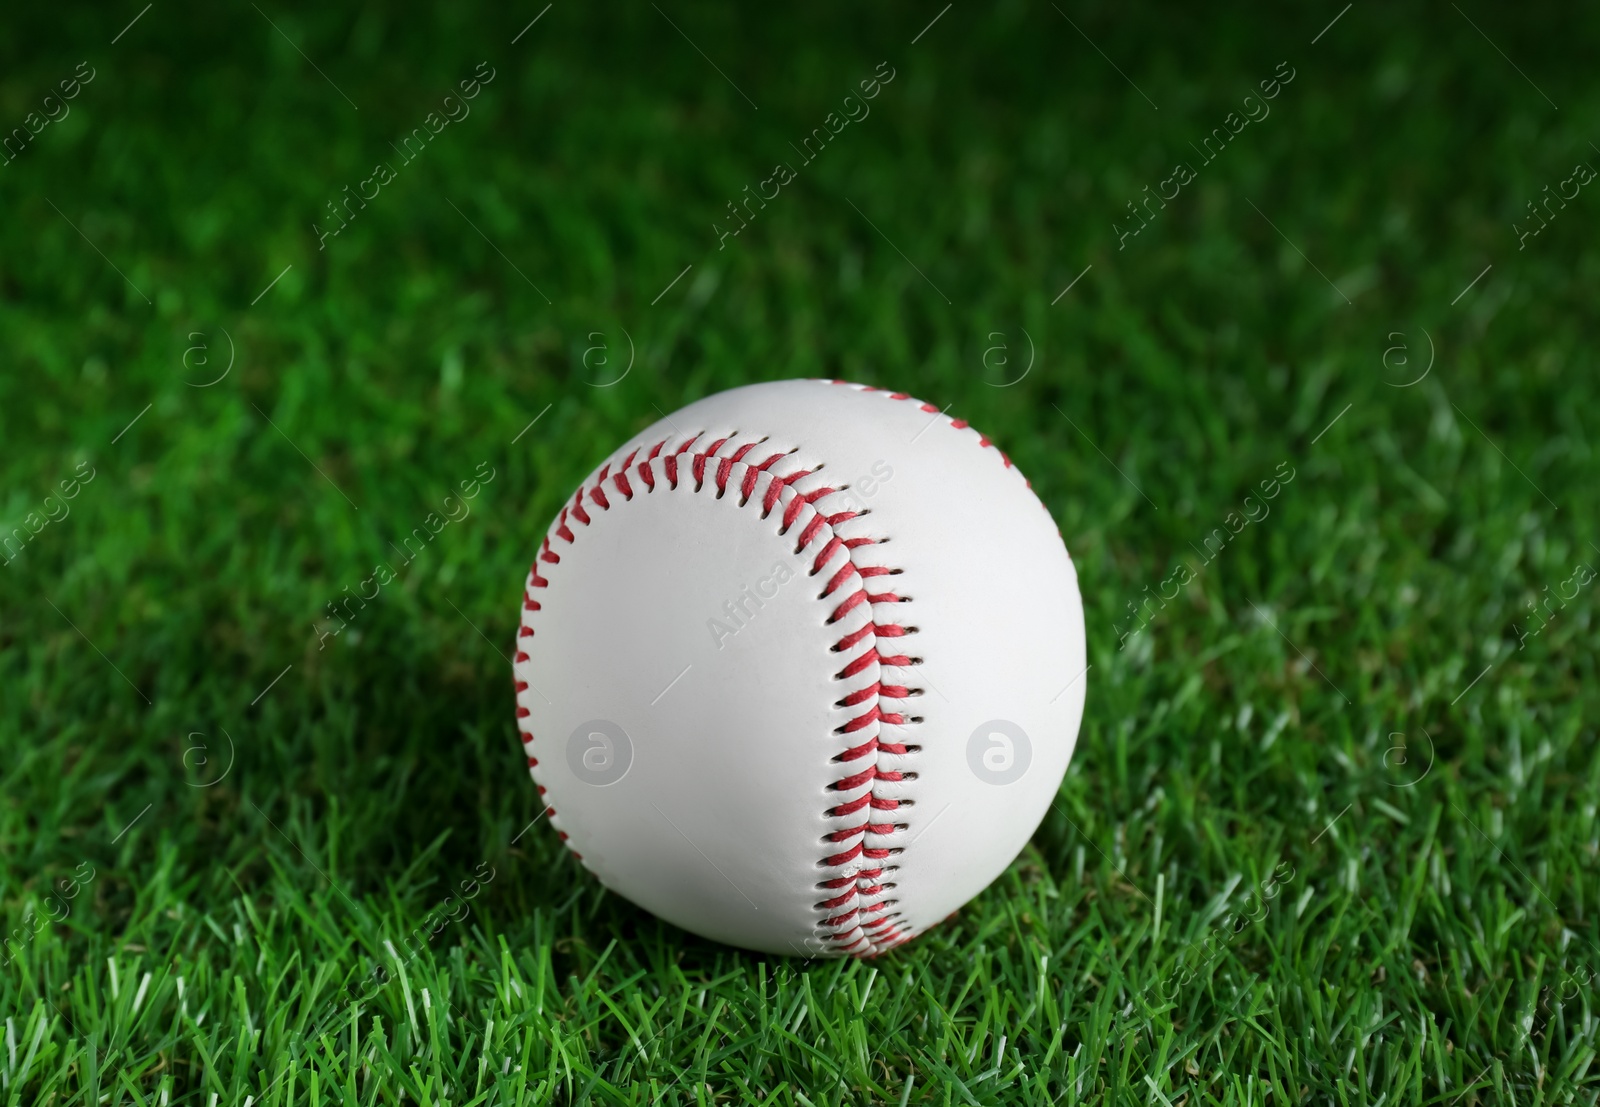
xmin=513 ymin=379 xmax=1086 ymax=956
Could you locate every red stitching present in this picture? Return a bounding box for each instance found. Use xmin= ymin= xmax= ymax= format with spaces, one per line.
xmin=839 ymin=707 xmax=887 ymax=735
xmin=614 ymin=449 xmax=640 ymax=501
xmin=540 ymin=432 xmax=922 ymax=956
xmin=817 ymin=867 xmax=881 ymax=890
xmin=836 ymin=683 xmax=880 ymax=708
xmin=834 ymin=648 xmax=878 ymax=680
xmin=797 ymin=515 xmax=828 ymax=548
xmin=825 ymin=378 xmax=1020 ymax=472
xmin=807 ymin=379 xmax=1050 ymax=955
xmin=815 ymin=540 xmax=848 ymax=581
xmin=829 ymin=765 xmax=877 ymax=792
xmin=828 ymin=590 xmax=872 ymax=623
xmin=517 ymin=382 xmax=1038 ymax=957
xmin=780 ymin=492 xmax=807 ymax=533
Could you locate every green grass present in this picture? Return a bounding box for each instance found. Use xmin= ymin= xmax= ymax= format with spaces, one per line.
xmin=2 ymin=2 xmax=1598 ymax=1103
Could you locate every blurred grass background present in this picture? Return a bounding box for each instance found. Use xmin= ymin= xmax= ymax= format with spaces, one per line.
xmin=1 ymin=1 xmax=1596 ymax=1103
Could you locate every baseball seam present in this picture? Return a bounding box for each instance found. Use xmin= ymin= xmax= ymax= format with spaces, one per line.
xmin=516 ymin=429 xmax=922 ymax=957
xmin=516 ymin=382 xmax=1029 ymax=957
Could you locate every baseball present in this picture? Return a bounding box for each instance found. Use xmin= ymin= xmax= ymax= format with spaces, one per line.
xmin=513 ymin=379 xmax=1087 ymax=956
